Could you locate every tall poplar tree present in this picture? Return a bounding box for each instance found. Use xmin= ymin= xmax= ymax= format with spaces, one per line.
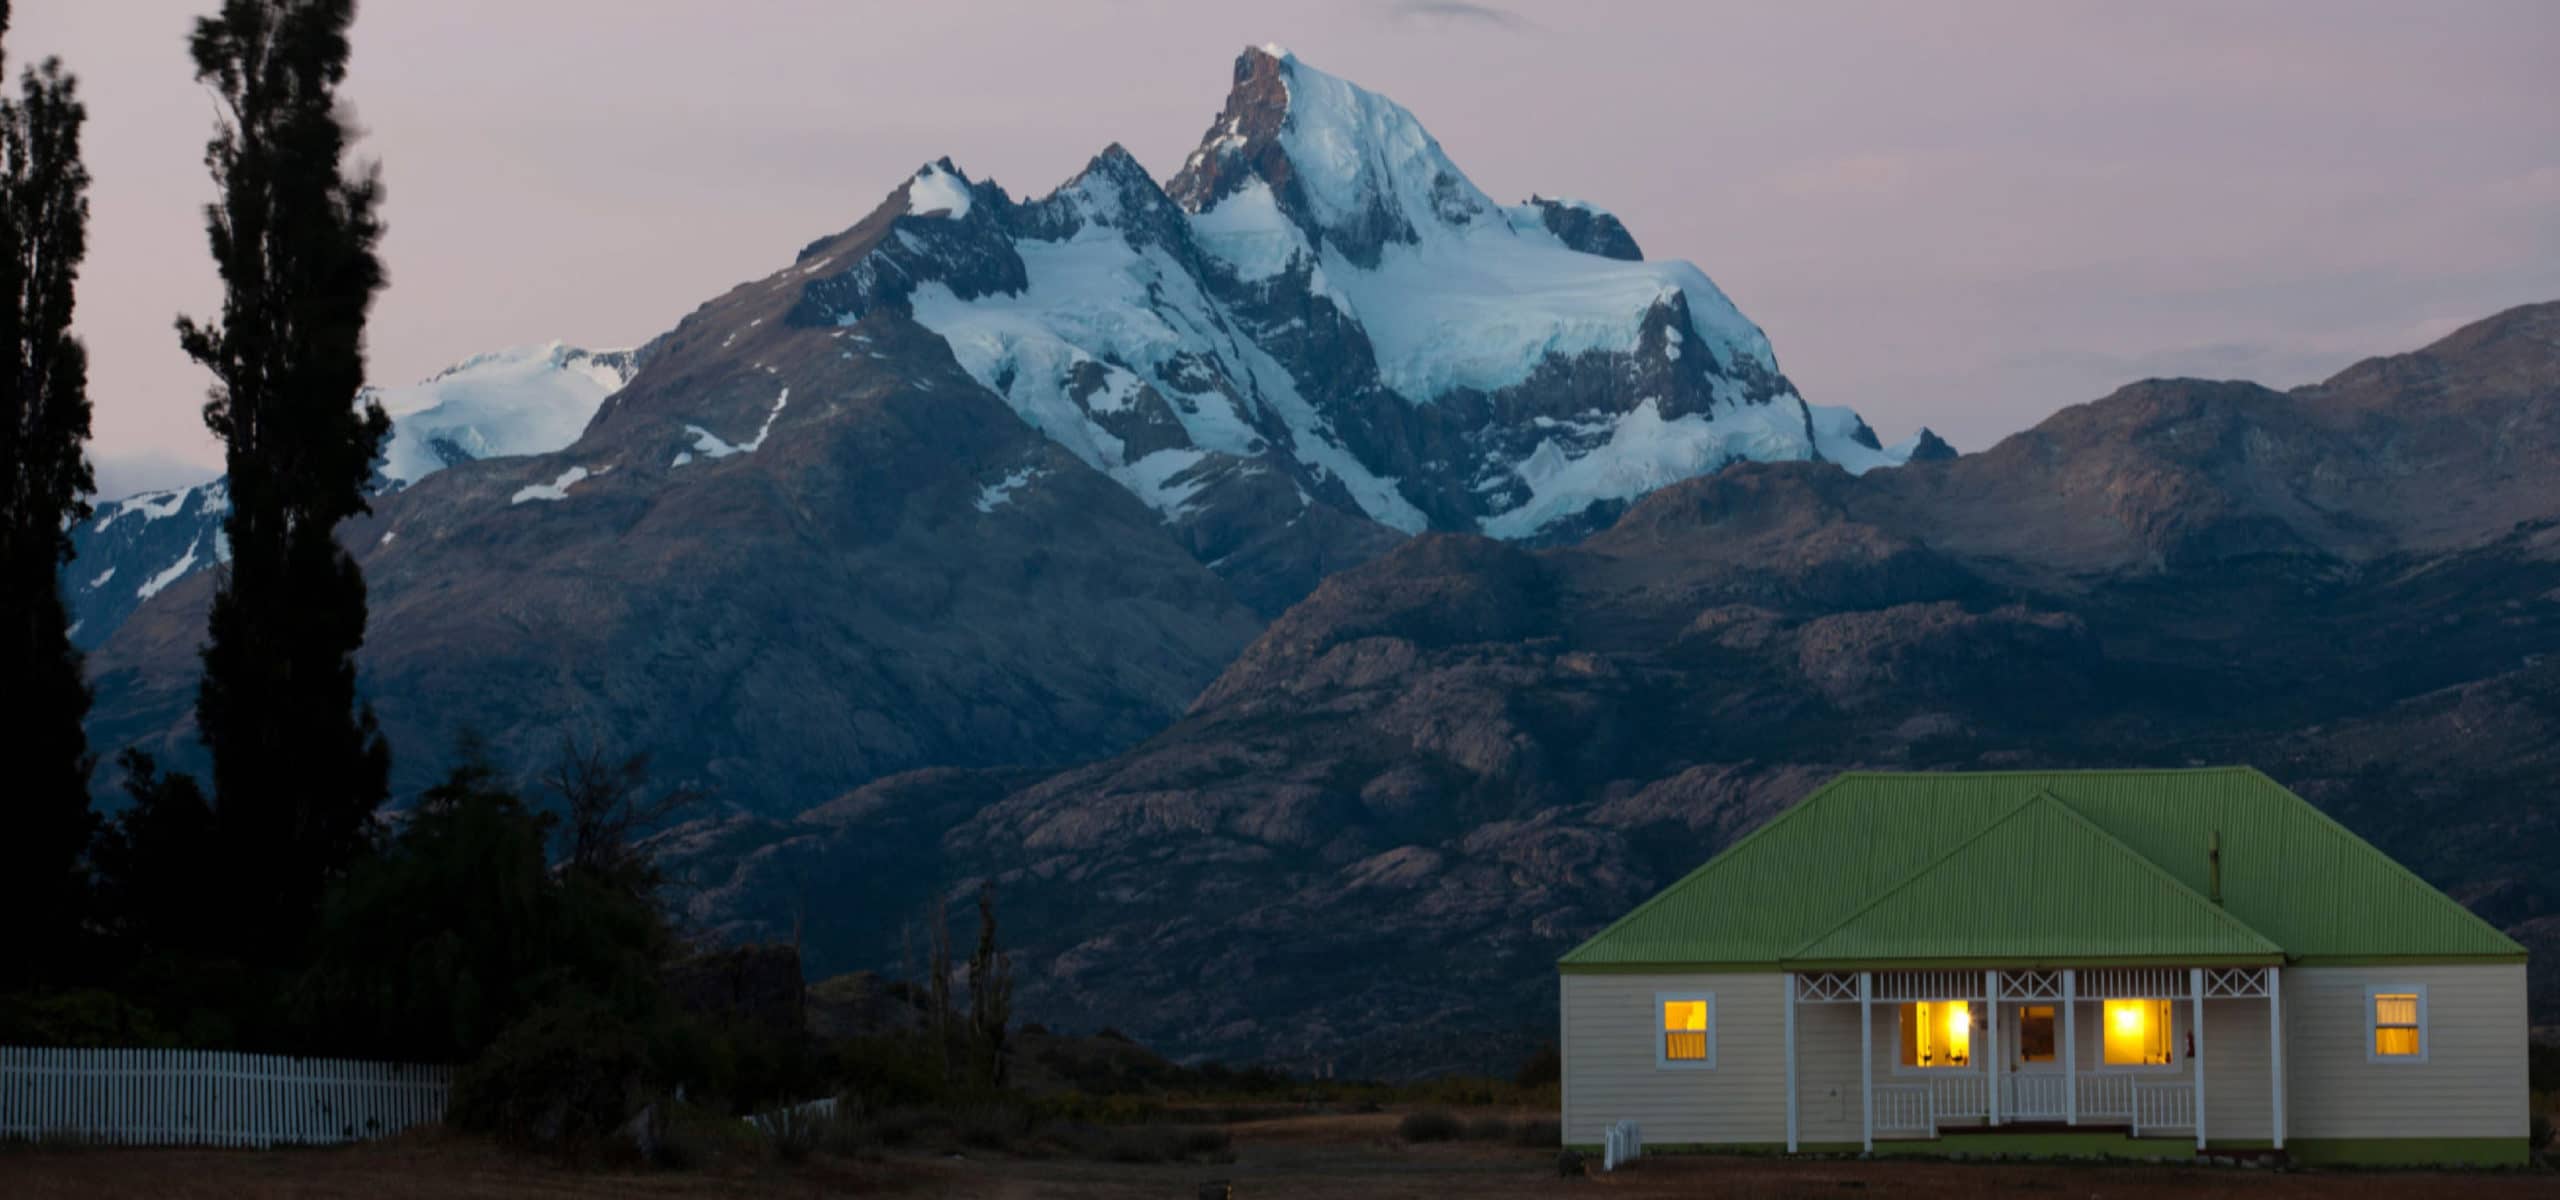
xmin=0 ymin=0 xmax=99 ymax=983
xmin=176 ymin=0 xmax=390 ymax=956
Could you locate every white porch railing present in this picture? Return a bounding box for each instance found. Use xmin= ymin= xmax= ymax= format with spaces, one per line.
xmin=2076 ymin=1072 xmax=2135 ymax=1121
xmin=2004 ymin=1073 xmax=2068 ymax=1120
xmin=0 ymin=1047 xmax=452 ymax=1147
xmin=2131 ymin=1082 xmax=2195 ymax=1137
xmin=1873 ymin=1084 xmax=1934 ymax=1137
xmin=1925 ymin=1074 xmax=1987 ymax=1120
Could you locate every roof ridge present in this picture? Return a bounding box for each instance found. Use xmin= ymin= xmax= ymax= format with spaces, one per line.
xmin=1556 ymin=770 xmax=1856 ymax=965
xmin=2031 ymin=788 xmax=2286 ymax=953
xmin=1833 ymin=766 xmax=2257 ymax=781
xmin=1779 ymin=790 xmax=2283 ymax=962
xmin=1775 ymin=790 xmax=2046 ymax=960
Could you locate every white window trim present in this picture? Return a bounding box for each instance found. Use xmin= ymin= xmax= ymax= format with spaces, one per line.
xmin=1654 ymin=991 xmax=1715 ymax=1070
xmin=1887 ymin=999 xmax=1985 ymax=1076
xmin=2093 ymin=996 xmax=2181 ymax=1074
xmin=2365 ymin=983 xmax=2429 ymax=1065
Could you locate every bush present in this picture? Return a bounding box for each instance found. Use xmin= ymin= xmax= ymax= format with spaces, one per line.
xmin=1398 ymin=1109 xmax=1463 ymax=1142
xmin=954 ymin=1101 xmax=1033 ymax=1151
xmin=1465 ymin=1115 xmax=1513 ymax=1141
xmin=1513 ymin=1118 xmax=1562 ymax=1147
xmin=449 ymin=998 xmax=648 ymax=1152
xmin=1514 ymin=1043 xmax=1561 ymax=1089
xmin=2531 ymin=1112 xmax=2553 ymax=1154
xmin=0 ymin=989 xmax=173 ymax=1048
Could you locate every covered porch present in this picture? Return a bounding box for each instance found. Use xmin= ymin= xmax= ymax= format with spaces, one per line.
xmin=1784 ymin=966 xmax=2286 ymax=1154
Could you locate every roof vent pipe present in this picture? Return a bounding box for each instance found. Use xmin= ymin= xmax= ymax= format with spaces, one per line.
xmin=2208 ymin=829 xmax=2223 ymax=906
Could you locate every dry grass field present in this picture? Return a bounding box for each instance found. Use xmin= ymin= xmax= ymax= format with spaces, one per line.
xmin=0 ymin=1111 xmax=2548 ymax=1199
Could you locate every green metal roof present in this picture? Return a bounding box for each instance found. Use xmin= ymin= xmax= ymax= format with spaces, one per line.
xmin=1784 ymin=794 xmax=2282 ymax=967
xmin=1559 ymin=768 xmax=2524 ymax=970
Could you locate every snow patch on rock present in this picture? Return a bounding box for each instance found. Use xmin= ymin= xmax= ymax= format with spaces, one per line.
xmin=510 ymin=465 xmax=593 ymax=504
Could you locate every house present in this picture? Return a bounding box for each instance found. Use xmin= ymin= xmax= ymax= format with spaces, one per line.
xmin=1556 ymin=768 xmax=2530 ymax=1166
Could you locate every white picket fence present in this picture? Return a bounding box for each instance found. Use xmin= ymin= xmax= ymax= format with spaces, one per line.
xmin=0 ymin=1047 xmax=453 ymax=1147
xmin=1600 ymin=1118 xmax=1643 ymax=1171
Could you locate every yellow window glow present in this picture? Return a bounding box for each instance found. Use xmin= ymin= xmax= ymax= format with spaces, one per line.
xmin=2372 ymin=993 xmax=2421 ymax=1058
xmin=1898 ymin=1000 xmax=1971 ymax=1067
xmin=1663 ymin=999 xmax=1709 ymax=1061
xmin=2102 ymin=998 xmax=2173 ymax=1065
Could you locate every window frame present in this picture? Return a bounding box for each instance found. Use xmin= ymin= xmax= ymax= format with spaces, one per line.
xmin=1653 ymin=991 xmax=1716 ymax=1070
xmin=2095 ymin=996 xmax=2180 ymax=1074
xmin=1889 ymin=998 xmax=1982 ymax=1076
xmin=2365 ymin=984 xmax=2429 ymax=1065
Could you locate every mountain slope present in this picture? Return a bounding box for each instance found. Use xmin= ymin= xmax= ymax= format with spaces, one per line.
xmin=666 ymin=302 xmax=2560 ymax=1074
xmin=84 ymin=45 xmax=1927 ymax=807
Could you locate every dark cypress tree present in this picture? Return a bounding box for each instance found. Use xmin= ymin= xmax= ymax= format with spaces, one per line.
xmin=0 ymin=0 xmax=100 ymax=985
xmin=175 ymin=0 xmax=390 ymax=958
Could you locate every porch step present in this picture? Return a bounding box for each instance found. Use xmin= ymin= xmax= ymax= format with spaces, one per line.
xmin=1941 ymin=1121 xmax=2128 ymax=1136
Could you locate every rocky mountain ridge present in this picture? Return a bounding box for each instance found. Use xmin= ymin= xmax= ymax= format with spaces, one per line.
xmin=83 ymin=46 xmax=1923 ymax=806
xmin=663 ymin=301 xmax=2560 ymax=1074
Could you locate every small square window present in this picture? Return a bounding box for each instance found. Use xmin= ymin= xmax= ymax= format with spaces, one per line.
xmin=1656 ymin=993 xmax=1714 ymax=1068
xmin=2369 ymin=987 xmax=2426 ymax=1062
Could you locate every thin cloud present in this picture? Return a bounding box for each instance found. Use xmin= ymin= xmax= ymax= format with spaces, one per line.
xmin=1379 ymin=1 xmax=1535 ymax=33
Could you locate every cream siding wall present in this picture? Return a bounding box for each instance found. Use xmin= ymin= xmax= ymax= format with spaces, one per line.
xmin=1559 ymin=972 xmax=1786 ymax=1146
xmin=1563 ymin=964 xmax=2522 ymax=1148
xmin=2282 ymin=963 xmax=2526 ymax=1140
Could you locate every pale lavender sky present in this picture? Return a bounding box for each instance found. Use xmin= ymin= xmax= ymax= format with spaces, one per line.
xmin=16 ymin=0 xmax=2558 ymax=496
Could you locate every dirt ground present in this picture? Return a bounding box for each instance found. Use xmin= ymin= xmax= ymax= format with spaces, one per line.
xmin=0 ymin=1112 xmax=2549 ymax=1199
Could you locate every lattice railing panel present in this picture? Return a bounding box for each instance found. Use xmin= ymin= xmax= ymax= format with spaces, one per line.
xmin=1794 ymin=972 xmax=1860 ymax=1004
xmin=2200 ymin=967 xmax=2272 ymax=998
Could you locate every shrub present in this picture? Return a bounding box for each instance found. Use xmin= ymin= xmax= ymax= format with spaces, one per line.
xmin=449 ymin=998 xmax=648 ymax=1153
xmin=1398 ymin=1109 xmax=1463 ymax=1142
xmin=1465 ymin=1115 xmax=1513 ymax=1141
xmin=954 ymin=1101 xmax=1033 ymax=1151
xmin=1513 ymin=1118 xmax=1562 ymax=1147
xmin=2531 ymin=1112 xmax=2552 ymax=1154
xmin=1514 ymin=1043 xmax=1561 ymax=1089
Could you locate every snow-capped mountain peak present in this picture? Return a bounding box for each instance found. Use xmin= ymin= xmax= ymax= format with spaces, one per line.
xmin=769 ymin=45 xmax=1932 ymax=553
xmin=66 ymin=342 xmax=636 ymax=649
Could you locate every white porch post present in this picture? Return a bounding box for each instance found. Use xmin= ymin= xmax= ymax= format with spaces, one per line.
xmin=2190 ymin=967 xmax=2206 ymax=1152
xmin=1784 ymin=973 xmax=1799 ymax=1153
xmin=1859 ymin=971 xmax=1874 ymax=1154
xmin=2062 ymin=968 xmax=2077 ymax=1126
xmin=1984 ymin=969 xmax=2000 ymax=1126
xmin=2267 ymin=967 xmax=2285 ymax=1151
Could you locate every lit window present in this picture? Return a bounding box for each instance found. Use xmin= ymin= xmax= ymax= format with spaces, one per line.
xmin=2018 ymin=1004 xmax=2057 ymax=1064
xmin=2370 ymin=988 xmax=2425 ymax=1061
xmin=2102 ymin=998 xmax=2173 ymax=1066
xmin=1658 ymin=994 xmax=1713 ymax=1068
xmin=1897 ymin=1000 xmax=1972 ymax=1068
